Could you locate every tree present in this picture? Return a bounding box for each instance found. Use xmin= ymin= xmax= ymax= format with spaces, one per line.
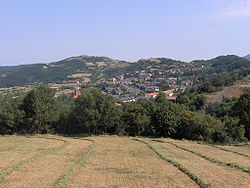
xmin=191 ymin=95 xmax=207 ymax=110
xmin=0 ymin=96 xmax=23 ymax=134
xmin=177 ymin=111 xmax=224 ymax=142
xmin=222 ymin=116 xmax=246 ymax=142
xmin=67 ymin=88 xmax=121 ymax=134
xmin=231 ymin=88 xmax=250 ymax=139
xmin=152 ymin=100 xmax=183 ymax=137
xmin=176 ymin=93 xmax=190 ymax=106
xmin=190 ymin=113 xmax=223 ymax=141
xmin=176 ymin=111 xmax=197 ymax=139
xmin=137 ymin=99 xmax=157 ymax=136
xmin=20 ymin=85 xmax=59 ymax=134
xmin=177 ymin=93 xmax=207 ymax=111
xmin=122 ymin=103 xmax=150 ymax=136
xmin=205 ymin=98 xmax=237 ymax=118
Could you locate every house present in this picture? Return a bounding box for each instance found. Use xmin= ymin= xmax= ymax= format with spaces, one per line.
xmin=73 ymin=90 xmax=81 ymax=98
xmin=160 ymin=90 xmax=174 ymax=97
xmin=166 ymin=96 xmax=177 ymax=102
xmin=115 ymin=103 xmax=123 ymax=107
xmin=146 ymin=93 xmax=159 ymax=99
xmin=66 ymin=90 xmax=75 ymax=94
xmin=146 ymin=91 xmax=176 ymax=102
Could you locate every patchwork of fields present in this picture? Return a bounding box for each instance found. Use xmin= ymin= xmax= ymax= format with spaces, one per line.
xmin=0 ymin=135 xmax=250 ymax=188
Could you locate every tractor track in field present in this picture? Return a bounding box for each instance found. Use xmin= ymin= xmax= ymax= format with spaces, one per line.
xmin=152 ymin=139 xmax=250 ymax=175
xmin=0 ymin=136 xmax=69 ymax=184
xmin=208 ymin=145 xmax=250 ymax=159
xmin=69 ymin=136 xmax=199 ymax=188
xmin=2 ymin=136 xmax=249 ymax=188
xmin=53 ymin=138 xmax=95 ymax=188
xmin=132 ymin=138 xmax=211 ymax=188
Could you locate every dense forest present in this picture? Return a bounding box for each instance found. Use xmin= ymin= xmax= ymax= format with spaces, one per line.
xmin=1 ymin=85 xmax=250 ymax=144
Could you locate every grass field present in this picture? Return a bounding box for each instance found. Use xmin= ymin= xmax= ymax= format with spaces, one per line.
xmin=0 ymin=135 xmax=250 ymax=188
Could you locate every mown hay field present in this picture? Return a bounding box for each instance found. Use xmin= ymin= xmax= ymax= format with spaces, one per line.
xmin=0 ymin=135 xmax=250 ymax=188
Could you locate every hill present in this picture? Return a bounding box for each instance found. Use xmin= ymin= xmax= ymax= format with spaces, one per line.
xmin=0 ymin=56 xmax=188 ymax=88
xmin=193 ymin=55 xmax=250 ymax=75
xmin=0 ymin=54 xmax=250 ymax=88
xmin=244 ymin=54 xmax=250 ymax=61
xmin=0 ymin=55 xmax=131 ymax=87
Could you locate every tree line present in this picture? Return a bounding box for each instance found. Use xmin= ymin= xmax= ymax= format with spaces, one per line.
xmin=0 ymin=85 xmax=250 ymax=144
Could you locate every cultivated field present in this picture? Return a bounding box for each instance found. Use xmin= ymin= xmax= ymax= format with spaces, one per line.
xmin=0 ymin=135 xmax=250 ymax=188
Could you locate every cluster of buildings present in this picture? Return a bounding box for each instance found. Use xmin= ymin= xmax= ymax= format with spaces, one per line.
xmin=0 ymin=59 xmax=204 ymax=105
xmin=98 ymin=66 xmax=200 ymax=103
xmin=58 ymin=61 xmax=204 ymax=103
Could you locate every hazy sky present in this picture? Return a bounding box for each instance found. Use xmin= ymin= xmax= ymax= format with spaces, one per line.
xmin=0 ymin=0 xmax=250 ymax=65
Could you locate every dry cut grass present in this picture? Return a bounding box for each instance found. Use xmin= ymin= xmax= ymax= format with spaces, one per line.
xmin=0 ymin=135 xmax=91 ymax=188
xmin=216 ymin=144 xmax=250 ymax=158
xmin=163 ymin=139 xmax=250 ymax=172
xmin=69 ymin=136 xmax=198 ymax=188
xmin=148 ymin=139 xmax=250 ymax=188
xmin=0 ymin=136 xmax=62 ymax=170
xmin=1 ymin=135 xmax=250 ymax=188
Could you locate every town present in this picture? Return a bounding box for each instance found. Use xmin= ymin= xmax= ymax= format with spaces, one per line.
xmin=0 ymin=58 xmax=206 ymax=103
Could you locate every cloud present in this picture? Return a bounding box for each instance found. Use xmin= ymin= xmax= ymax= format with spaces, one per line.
xmin=215 ymin=0 xmax=250 ymax=20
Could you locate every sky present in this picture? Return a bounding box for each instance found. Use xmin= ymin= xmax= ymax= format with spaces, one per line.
xmin=0 ymin=0 xmax=250 ymax=66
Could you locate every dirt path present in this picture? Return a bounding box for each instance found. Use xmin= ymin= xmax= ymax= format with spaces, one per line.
xmin=149 ymin=140 xmax=250 ymax=188
xmin=69 ymin=136 xmax=198 ymax=188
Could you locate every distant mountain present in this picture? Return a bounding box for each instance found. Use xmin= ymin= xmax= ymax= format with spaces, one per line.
xmin=0 ymin=54 xmax=250 ymax=88
xmin=244 ymin=54 xmax=250 ymax=61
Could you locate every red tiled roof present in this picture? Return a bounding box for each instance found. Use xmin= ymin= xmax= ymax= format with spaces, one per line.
xmin=146 ymin=93 xmax=159 ymax=96
xmin=115 ymin=103 xmax=123 ymax=106
xmin=166 ymin=96 xmax=177 ymax=100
